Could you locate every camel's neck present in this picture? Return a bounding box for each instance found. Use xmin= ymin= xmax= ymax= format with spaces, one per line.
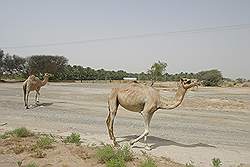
xmin=158 ymin=87 xmax=187 ymax=110
xmin=41 ymin=76 xmax=49 ymax=86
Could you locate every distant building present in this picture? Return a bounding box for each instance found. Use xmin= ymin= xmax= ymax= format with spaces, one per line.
xmin=123 ymin=77 xmax=137 ymax=81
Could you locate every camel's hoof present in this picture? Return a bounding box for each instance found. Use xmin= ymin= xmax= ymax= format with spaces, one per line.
xmin=145 ymin=145 xmax=151 ymax=151
xmin=113 ymin=142 xmax=120 ymax=147
xmin=129 ymin=140 xmax=135 ymax=146
xmin=25 ymin=106 xmax=29 ymax=109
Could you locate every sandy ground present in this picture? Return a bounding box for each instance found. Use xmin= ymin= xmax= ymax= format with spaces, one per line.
xmin=0 ymin=133 xmax=184 ymax=167
xmin=0 ymin=82 xmax=250 ymax=167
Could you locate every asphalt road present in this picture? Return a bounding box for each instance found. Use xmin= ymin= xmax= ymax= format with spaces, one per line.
xmin=0 ymin=82 xmax=249 ymax=167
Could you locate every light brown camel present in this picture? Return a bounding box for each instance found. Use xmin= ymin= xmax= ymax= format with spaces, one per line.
xmin=106 ymin=78 xmax=200 ymax=150
xmin=23 ymin=73 xmax=51 ymax=109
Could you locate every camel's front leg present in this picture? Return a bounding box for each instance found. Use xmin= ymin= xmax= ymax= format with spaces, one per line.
xmin=106 ymin=97 xmax=119 ymax=147
xmin=130 ymin=111 xmax=153 ymax=150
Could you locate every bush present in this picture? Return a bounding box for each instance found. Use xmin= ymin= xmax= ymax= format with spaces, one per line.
xmin=0 ymin=127 xmax=32 ymax=139
xmin=139 ymin=158 xmax=157 ymax=167
xmin=35 ymin=136 xmax=54 ymax=149
xmin=12 ymin=127 xmax=33 ymax=137
xmin=106 ymin=157 xmax=126 ymax=167
xmin=196 ymin=69 xmax=223 ymax=86
xmin=96 ymin=144 xmax=133 ymax=166
xmin=212 ymin=158 xmax=222 ymax=167
xmin=0 ymin=132 xmax=11 ymax=139
xmin=96 ymin=145 xmax=115 ymax=163
xmin=185 ymin=161 xmax=195 ymax=167
xmin=63 ymin=133 xmax=81 ymax=145
xmin=116 ymin=145 xmax=133 ymax=162
xmin=26 ymin=162 xmax=38 ymax=167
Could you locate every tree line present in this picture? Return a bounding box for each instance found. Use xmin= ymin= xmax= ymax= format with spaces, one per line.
xmin=1 ymin=49 xmax=243 ymax=86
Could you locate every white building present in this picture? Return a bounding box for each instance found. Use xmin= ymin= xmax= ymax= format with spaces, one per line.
xmin=123 ymin=77 xmax=137 ymax=81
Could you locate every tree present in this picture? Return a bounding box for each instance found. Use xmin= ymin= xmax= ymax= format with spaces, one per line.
xmin=148 ymin=61 xmax=167 ymax=85
xmin=235 ymin=78 xmax=246 ymax=84
xmin=196 ymin=69 xmax=223 ymax=86
xmin=2 ymin=54 xmax=26 ymax=76
xmin=27 ymin=55 xmax=68 ymax=77
xmin=0 ymin=50 xmax=4 ymax=79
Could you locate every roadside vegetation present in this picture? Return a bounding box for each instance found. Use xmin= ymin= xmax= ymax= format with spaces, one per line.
xmin=0 ymin=127 xmax=238 ymax=167
xmin=0 ymin=127 xmax=33 ymax=139
xmin=0 ymin=127 xmax=182 ymax=167
xmin=63 ymin=132 xmax=81 ymax=145
xmin=96 ymin=144 xmax=133 ymax=166
xmin=139 ymin=157 xmax=157 ymax=167
xmin=185 ymin=158 xmax=222 ymax=167
xmin=2 ymin=49 xmax=248 ymax=87
xmin=211 ymin=158 xmax=222 ymax=167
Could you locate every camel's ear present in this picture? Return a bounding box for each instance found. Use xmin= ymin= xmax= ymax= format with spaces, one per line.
xmin=180 ymin=78 xmax=184 ymax=82
xmin=186 ymin=79 xmax=191 ymax=84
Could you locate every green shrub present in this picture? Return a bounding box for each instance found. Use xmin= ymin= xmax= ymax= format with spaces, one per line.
xmin=196 ymin=69 xmax=223 ymax=86
xmin=106 ymin=157 xmax=126 ymax=167
xmin=212 ymin=158 xmax=222 ymax=167
xmin=63 ymin=133 xmax=81 ymax=145
xmin=0 ymin=127 xmax=32 ymax=139
xmin=96 ymin=144 xmax=133 ymax=166
xmin=36 ymin=136 xmax=54 ymax=149
xmin=0 ymin=132 xmax=12 ymax=139
xmin=17 ymin=160 xmax=23 ymax=167
xmin=139 ymin=158 xmax=157 ymax=167
xmin=12 ymin=127 xmax=33 ymax=137
xmin=26 ymin=162 xmax=38 ymax=167
xmin=96 ymin=145 xmax=115 ymax=163
xmin=185 ymin=161 xmax=195 ymax=167
xmin=116 ymin=145 xmax=133 ymax=162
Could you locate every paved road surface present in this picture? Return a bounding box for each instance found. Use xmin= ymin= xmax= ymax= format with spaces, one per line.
xmin=0 ymin=82 xmax=249 ymax=167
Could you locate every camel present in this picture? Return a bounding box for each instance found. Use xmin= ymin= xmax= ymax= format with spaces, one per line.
xmin=106 ymin=78 xmax=200 ymax=150
xmin=23 ymin=73 xmax=51 ymax=109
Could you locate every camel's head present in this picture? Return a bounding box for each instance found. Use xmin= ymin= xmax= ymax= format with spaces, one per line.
xmin=179 ymin=78 xmax=200 ymax=90
xmin=44 ymin=73 xmax=52 ymax=78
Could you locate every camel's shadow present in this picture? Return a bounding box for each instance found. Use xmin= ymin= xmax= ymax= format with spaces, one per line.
xmin=117 ymin=135 xmax=215 ymax=150
xmin=29 ymin=102 xmax=53 ymax=109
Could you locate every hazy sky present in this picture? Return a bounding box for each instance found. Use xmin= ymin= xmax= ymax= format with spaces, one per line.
xmin=1 ymin=0 xmax=250 ymax=79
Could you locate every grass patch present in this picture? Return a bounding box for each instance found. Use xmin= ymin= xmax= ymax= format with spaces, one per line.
xmin=106 ymin=157 xmax=126 ymax=167
xmin=35 ymin=136 xmax=54 ymax=149
xmin=96 ymin=144 xmax=115 ymax=163
xmin=185 ymin=161 xmax=195 ymax=167
xmin=212 ymin=158 xmax=222 ymax=167
xmin=0 ymin=127 xmax=33 ymax=139
xmin=139 ymin=157 xmax=157 ymax=167
xmin=31 ymin=135 xmax=55 ymax=158
xmin=63 ymin=133 xmax=81 ymax=145
xmin=96 ymin=144 xmax=133 ymax=166
xmin=116 ymin=145 xmax=133 ymax=162
xmin=26 ymin=162 xmax=38 ymax=167
xmin=12 ymin=127 xmax=33 ymax=137
xmin=0 ymin=131 xmax=12 ymax=139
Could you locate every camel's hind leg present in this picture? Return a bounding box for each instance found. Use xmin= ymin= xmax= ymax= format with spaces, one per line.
xmin=35 ymin=90 xmax=40 ymax=104
xmin=25 ymin=91 xmax=30 ymax=109
xmin=106 ymin=89 xmax=119 ymax=146
xmin=23 ymin=83 xmax=28 ymax=109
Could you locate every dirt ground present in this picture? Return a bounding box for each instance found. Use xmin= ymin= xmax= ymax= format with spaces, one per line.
xmin=0 ymin=133 xmax=183 ymax=167
xmin=0 ymin=82 xmax=250 ymax=167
